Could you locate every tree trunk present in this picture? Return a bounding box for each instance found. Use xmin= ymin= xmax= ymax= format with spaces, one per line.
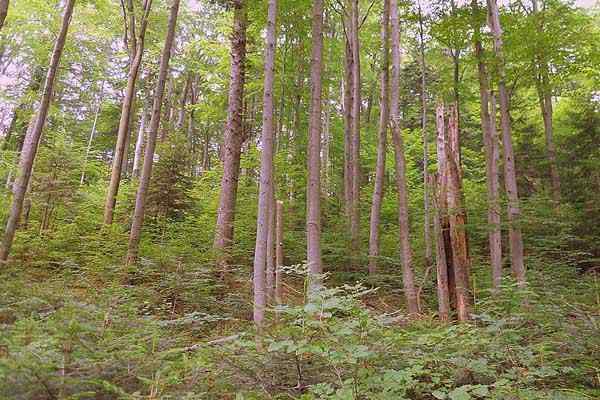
xmin=213 ymin=0 xmax=247 ymax=274
xmin=430 ymin=174 xmax=450 ymax=322
xmin=471 ymin=0 xmax=502 ymax=290
xmin=368 ymin=0 xmax=390 ymax=274
xmin=253 ymin=0 xmax=277 ymax=327
xmin=487 ymin=0 xmax=526 ymax=287
xmin=342 ymin=37 xmax=353 ymax=222
xmin=0 ymin=0 xmax=75 ymax=262
xmin=275 ymin=200 xmax=284 ymax=304
xmin=418 ymin=2 xmax=432 ymax=268
xmin=126 ymin=0 xmax=180 ymax=265
xmin=306 ymin=0 xmax=324 ymax=293
xmin=390 ymin=0 xmax=419 ymax=315
xmin=80 ymin=82 xmax=105 ymax=185
xmin=103 ymin=0 xmax=152 ymax=225
xmin=0 ymin=0 xmax=8 ymax=31
xmin=132 ymin=97 xmax=149 ymax=178
xmin=349 ymin=0 xmax=361 ymax=266
xmin=176 ymin=74 xmax=191 ymax=131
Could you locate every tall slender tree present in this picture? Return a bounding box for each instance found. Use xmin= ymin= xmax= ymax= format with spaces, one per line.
xmin=349 ymin=0 xmax=361 ymax=264
xmin=487 ymin=0 xmax=526 ymax=287
xmin=306 ymin=0 xmax=324 ymax=292
xmin=0 ymin=0 xmax=76 ymax=262
xmin=368 ymin=0 xmax=390 ymax=274
xmin=253 ymin=0 xmax=278 ymax=327
xmin=390 ymin=0 xmax=419 ymax=315
xmin=103 ymin=0 xmax=152 ymax=225
xmin=126 ymin=0 xmax=181 ymax=265
xmin=213 ymin=0 xmax=247 ymax=273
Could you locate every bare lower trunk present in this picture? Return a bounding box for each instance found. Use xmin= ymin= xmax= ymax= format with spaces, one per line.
xmin=0 ymin=0 xmax=75 ymax=262
xmin=103 ymin=0 xmax=152 ymax=225
xmin=472 ymin=0 xmax=503 ymax=290
xmin=349 ymin=0 xmax=361 ymax=266
xmin=431 ymin=175 xmax=450 ymax=321
xmin=487 ymin=0 xmax=526 ymax=287
xmin=213 ymin=1 xmax=247 ymax=273
xmin=266 ymin=190 xmax=276 ymax=304
xmin=253 ymin=0 xmax=277 ymax=327
xmin=275 ymin=200 xmax=284 ymax=304
xmin=342 ymin=39 xmax=353 ymax=222
xmin=390 ymin=0 xmax=419 ymax=315
xmin=132 ymin=99 xmax=148 ymax=178
xmin=306 ymin=0 xmax=324 ymax=293
xmin=368 ymin=0 xmax=390 ymax=274
xmin=126 ymin=0 xmax=180 ymax=265
xmin=80 ymin=82 xmax=105 ymax=185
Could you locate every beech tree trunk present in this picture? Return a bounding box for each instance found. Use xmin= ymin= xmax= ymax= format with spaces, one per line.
xmin=368 ymin=0 xmax=390 ymax=274
xmin=0 ymin=0 xmax=75 ymax=262
xmin=126 ymin=0 xmax=180 ymax=265
xmin=349 ymin=0 xmax=361 ymax=266
xmin=471 ymin=0 xmax=502 ymax=290
xmin=132 ymin=97 xmax=149 ymax=178
xmin=103 ymin=0 xmax=152 ymax=225
xmin=306 ymin=0 xmax=324 ymax=292
xmin=390 ymin=0 xmax=419 ymax=315
xmin=253 ymin=0 xmax=277 ymax=327
xmin=213 ymin=0 xmax=247 ymax=273
xmin=487 ymin=0 xmax=526 ymax=287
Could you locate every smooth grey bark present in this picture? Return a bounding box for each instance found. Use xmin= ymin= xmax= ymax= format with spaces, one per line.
xmin=253 ymin=0 xmax=277 ymax=327
xmin=103 ymin=0 xmax=152 ymax=225
xmin=349 ymin=0 xmax=361 ymax=265
xmin=390 ymin=0 xmax=419 ymax=315
xmin=213 ymin=0 xmax=247 ymax=273
xmin=471 ymin=0 xmax=502 ymax=290
xmin=0 ymin=0 xmax=75 ymax=262
xmin=275 ymin=200 xmax=284 ymax=305
xmin=367 ymin=0 xmax=390 ymax=274
xmin=306 ymin=0 xmax=324 ymax=292
xmin=486 ymin=0 xmax=526 ymax=287
xmin=80 ymin=81 xmax=105 ymax=185
xmin=132 ymin=96 xmax=149 ymax=178
xmin=126 ymin=0 xmax=180 ymax=265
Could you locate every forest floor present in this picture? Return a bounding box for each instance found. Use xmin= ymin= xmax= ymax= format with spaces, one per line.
xmin=0 ymin=257 xmax=599 ymax=399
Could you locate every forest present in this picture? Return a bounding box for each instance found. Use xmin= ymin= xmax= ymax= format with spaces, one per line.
xmin=0 ymin=0 xmax=599 ymax=398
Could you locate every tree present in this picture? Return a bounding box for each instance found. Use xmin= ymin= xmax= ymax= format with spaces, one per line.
xmin=349 ymin=0 xmax=361 ymax=265
xmin=0 ymin=0 xmax=8 ymax=31
xmin=306 ymin=0 xmax=324 ymax=292
xmin=367 ymin=0 xmax=390 ymax=274
xmin=0 ymin=0 xmax=75 ymax=262
xmin=126 ymin=0 xmax=181 ymax=266
xmin=390 ymin=0 xmax=419 ymax=315
xmin=103 ymin=0 xmax=152 ymax=225
xmin=213 ymin=0 xmax=247 ymax=273
xmin=253 ymin=0 xmax=277 ymax=327
xmin=486 ymin=0 xmax=526 ymax=287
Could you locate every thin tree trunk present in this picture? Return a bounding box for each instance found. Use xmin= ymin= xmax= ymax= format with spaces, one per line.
xmin=81 ymin=82 xmax=105 ymax=185
xmin=132 ymin=97 xmax=149 ymax=178
xmin=306 ymin=0 xmax=324 ymax=293
xmin=275 ymin=200 xmax=284 ymax=304
xmin=430 ymin=174 xmax=450 ymax=321
xmin=176 ymin=74 xmax=191 ymax=131
xmin=126 ymin=0 xmax=180 ymax=265
xmin=266 ymin=190 xmax=276 ymax=304
xmin=0 ymin=0 xmax=8 ymax=31
xmin=418 ymin=1 xmax=432 ymax=268
xmin=0 ymin=0 xmax=75 ymax=262
xmin=471 ymin=0 xmax=502 ymax=290
xmin=213 ymin=0 xmax=247 ymax=274
xmin=390 ymin=0 xmax=419 ymax=315
xmin=368 ymin=0 xmax=390 ymax=274
xmin=253 ymin=0 xmax=277 ymax=327
xmin=487 ymin=0 xmax=526 ymax=287
xmin=103 ymin=0 xmax=152 ymax=225
xmin=342 ymin=37 xmax=353 ymax=221
xmin=349 ymin=0 xmax=361 ymax=266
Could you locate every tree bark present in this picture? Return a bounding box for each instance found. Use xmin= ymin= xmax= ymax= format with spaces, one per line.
xmin=132 ymin=96 xmax=149 ymax=178
xmin=253 ymin=0 xmax=277 ymax=327
xmin=103 ymin=0 xmax=152 ymax=225
xmin=0 ymin=0 xmax=75 ymax=262
xmin=430 ymin=174 xmax=450 ymax=322
xmin=471 ymin=0 xmax=502 ymax=290
xmin=342 ymin=34 xmax=353 ymax=223
xmin=306 ymin=0 xmax=324 ymax=293
xmin=368 ymin=0 xmax=390 ymax=274
xmin=275 ymin=200 xmax=284 ymax=304
xmin=0 ymin=0 xmax=8 ymax=31
xmin=349 ymin=0 xmax=361 ymax=266
xmin=487 ymin=0 xmax=526 ymax=287
xmin=213 ymin=0 xmax=247 ymax=273
xmin=126 ymin=0 xmax=180 ymax=265
xmin=81 ymin=81 xmax=105 ymax=185
xmin=390 ymin=0 xmax=419 ymax=315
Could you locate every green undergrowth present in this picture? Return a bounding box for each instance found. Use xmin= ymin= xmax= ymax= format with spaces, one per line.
xmin=0 ymin=261 xmax=598 ymax=399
